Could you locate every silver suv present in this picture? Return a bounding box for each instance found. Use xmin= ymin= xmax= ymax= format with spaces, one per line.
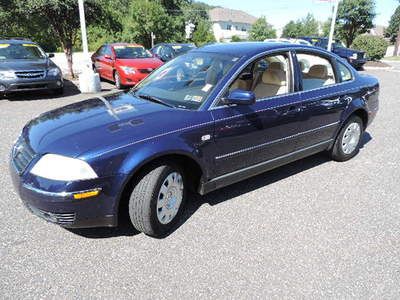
xmin=0 ymin=38 xmax=63 ymax=96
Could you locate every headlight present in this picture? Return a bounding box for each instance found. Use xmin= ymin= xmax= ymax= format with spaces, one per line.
xmin=120 ymin=66 xmax=136 ymax=75
xmin=47 ymin=67 xmax=61 ymax=76
xmin=0 ymin=71 xmax=16 ymax=80
xmin=350 ymin=53 xmax=358 ymax=59
xmin=30 ymin=154 xmax=98 ymax=181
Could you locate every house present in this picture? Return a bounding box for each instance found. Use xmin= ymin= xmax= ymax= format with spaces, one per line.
xmin=367 ymin=25 xmax=386 ymax=38
xmin=209 ymin=7 xmax=257 ymax=42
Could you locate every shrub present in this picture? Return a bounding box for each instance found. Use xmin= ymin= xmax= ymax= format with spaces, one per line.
xmin=351 ymin=35 xmax=389 ymax=61
xmin=230 ymin=35 xmax=242 ymax=42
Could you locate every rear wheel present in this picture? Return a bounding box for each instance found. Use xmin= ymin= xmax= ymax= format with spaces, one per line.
xmin=330 ymin=115 xmax=364 ymax=161
xmin=128 ymin=164 xmax=187 ymax=237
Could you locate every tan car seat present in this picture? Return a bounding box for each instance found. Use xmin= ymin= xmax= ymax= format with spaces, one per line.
xmin=253 ymin=69 xmax=287 ymax=99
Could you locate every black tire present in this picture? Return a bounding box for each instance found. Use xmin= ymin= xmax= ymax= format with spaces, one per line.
xmin=114 ymin=71 xmax=123 ymax=89
xmin=330 ymin=115 xmax=364 ymax=162
xmin=128 ymin=164 xmax=187 ymax=237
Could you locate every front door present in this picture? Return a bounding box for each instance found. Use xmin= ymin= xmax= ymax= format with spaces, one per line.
xmin=211 ymin=51 xmax=304 ymax=177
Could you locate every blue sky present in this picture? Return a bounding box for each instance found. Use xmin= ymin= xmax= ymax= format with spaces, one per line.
xmin=201 ymin=0 xmax=398 ymax=29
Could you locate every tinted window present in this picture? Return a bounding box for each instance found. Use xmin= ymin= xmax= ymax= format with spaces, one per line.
xmin=114 ymin=45 xmax=152 ymax=59
xmin=297 ymin=53 xmax=336 ymax=91
xmin=104 ymin=46 xmax=113 ymax=56
xmin=228 ymin=53 xmax=290 ymax=101
xmin=134 ymin=52 xmax=239 ymax=110
xmin=160 ymin=46 xmax=174 ymax=60
xmin=338 ymin=62 xmax=353 ymax=82
xmin=0 ymin=43 xmax=45 ymax=60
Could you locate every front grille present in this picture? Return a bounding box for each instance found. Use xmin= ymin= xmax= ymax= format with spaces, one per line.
xmin=138 ymin=68 xmax=154 ymax=74
xmin=15 ymin=70 xmax=45 ymax=79
xmin=28 ymin=205 xmax=76 ymax=225
xmin=12 ymin=138 xmax=35 ymax=174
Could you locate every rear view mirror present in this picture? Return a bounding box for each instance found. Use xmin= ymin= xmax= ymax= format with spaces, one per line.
xmin=222 ymin=89 xmax=256 ymax=106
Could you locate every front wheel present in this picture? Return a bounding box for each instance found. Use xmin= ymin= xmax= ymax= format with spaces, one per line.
xmin=329 ymin=115 xmax=364 ymax=161
xmin=128 ymin=164 xmax=187 ymax=237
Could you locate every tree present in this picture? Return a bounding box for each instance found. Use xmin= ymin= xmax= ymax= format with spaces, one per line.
xmin=281 ymin=14 xmax=319 ymax=38
xmin=385 ymin=5 xmax=400 ymax=43
xmin=352 ymin=35 xmax=388 ymax=60
xmin=321 ymin=19 xmax=332 ymax=37
xmin=282 ymin=21 xmax=302 ymax=38
xmin=192 ymin=19 xmax=215 ymax=46
xmin=336 ymin=0 xmax=376 ymax=47
xmin=249 ymin=17 xmax=276 ymax=41
xmin=11 ymin=0 xmax=107 ymax=78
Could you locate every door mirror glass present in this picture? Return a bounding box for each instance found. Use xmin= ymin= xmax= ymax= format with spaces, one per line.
xmin=47 ymin=53 xmax=55 ymax=58
xmin=104 ymin=54 xmax=112 ymax=60
xmin=223 ymin=89 xmax=255 ymax=105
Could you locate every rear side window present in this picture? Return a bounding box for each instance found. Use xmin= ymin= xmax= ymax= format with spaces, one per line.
xmin=297 ymin=53 xmax=336 ymax=91
xmin=338 ymin=62 xmax=353 ymax=82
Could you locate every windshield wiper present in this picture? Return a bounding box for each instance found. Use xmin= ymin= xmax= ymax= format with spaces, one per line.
xmin=136 ymin=93 xmax=175 ymax=108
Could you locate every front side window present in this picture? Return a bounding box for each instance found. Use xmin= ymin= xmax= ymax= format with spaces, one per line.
xmin=0 ymin=43 xmax=46 ymax=60
xmin=297 ymin=53 xmax=336 ymax=91
xmin=227 ymin=53 xmax=290 ymax=101
xmin=337 ymin=61 xmax=353 ymax=82
xmin=133 ymin=52 xmax=239 ymax=110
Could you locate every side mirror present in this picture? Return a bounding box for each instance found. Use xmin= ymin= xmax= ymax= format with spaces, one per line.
xmin=222 ymin=89 xmax=256 ymax=106
xmin=47 ymin=53 xmax=55 ymax=58
xmin=104 ymin=54 xmax=112 ymax=60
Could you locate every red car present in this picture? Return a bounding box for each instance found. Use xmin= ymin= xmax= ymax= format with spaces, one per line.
xmin=91 ymin=43 xmax=163 ymax=89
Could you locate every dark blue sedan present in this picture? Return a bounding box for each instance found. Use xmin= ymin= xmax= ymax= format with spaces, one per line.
xmin=10 ymin=42 xmax=379 ymax=237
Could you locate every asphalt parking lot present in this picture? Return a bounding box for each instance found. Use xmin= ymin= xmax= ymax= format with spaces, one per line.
xmin=1 ymin=69 xmax=399 ymax=298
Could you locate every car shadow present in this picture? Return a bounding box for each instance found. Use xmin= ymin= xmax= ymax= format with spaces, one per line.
xmin=69 ymin=132 xmax=372 ymax=239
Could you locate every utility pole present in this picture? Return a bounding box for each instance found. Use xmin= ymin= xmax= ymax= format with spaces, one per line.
xmin=327 ymin=0 xmax=340 ymax=52
xmin=78 ymin=0 xmax=101 ymax=93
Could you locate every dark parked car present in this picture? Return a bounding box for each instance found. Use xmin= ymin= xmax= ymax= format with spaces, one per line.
xmin=0 ymin=39 xmax=63 ymax=96
xmin=300 ymin=37 xmax=367 ymax=69
xmin=150 ymin=43 xmax=196 ymax=62
xmin=10 ymin=42 xmax=379 ymax=237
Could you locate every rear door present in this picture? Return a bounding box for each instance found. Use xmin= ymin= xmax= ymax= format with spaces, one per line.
xmin=211 ymin=51 xmax=304 ymax=177
xmin=101 ymin=45 xmax=115 ymax=80
xmin=293 ymin=50 xmax=350 ymax=150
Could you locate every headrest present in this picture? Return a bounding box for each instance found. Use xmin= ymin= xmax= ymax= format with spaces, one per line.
xmin=269 ymin=62 xmax=284 ymax=71
xmin=262 ymin=69 xmax=286 ymax=86
xmin=308 ymin=65 xmax=328 ymax=79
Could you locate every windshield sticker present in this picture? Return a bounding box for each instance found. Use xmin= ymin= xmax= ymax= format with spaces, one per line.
xmin=201 ymin=84 xmax=213 ymax=92
xmin=184 ymin=95 xmax=193 ymax=101
xmin=22 ymin=44 xmax=36 ymax=47
xmin=191 ymin=96 xmax=203 ymax=102
xmin=0 ymin=44 xmax=10 ymax=48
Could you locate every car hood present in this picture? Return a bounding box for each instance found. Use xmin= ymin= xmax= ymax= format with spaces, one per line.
xmin=22 ymin=92 xmax=198 ymax=159
xmin=115 ymin=58 xmax=163 ymax=69
xmin=0 ymin=59 xmax=54 ymax=71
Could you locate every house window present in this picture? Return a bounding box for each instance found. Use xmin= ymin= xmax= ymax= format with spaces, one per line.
xmin=226 ymin=24 xmax=232 ymax=30
xmin=241 ymin=27 xmax=246 ymax=32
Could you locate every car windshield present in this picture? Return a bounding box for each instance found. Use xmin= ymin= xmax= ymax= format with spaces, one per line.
xmin=114 ymin=45 xmax=152 ymax=59
xmin=0 ymin=43 xmax=46 ymax=60
xmin=171 ymin=44 xmax=195 ymax=55
xmin=133 ymin=52 xmax=239 ymax=110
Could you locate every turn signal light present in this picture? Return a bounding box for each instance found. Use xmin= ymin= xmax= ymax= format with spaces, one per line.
xmin=73 ymin=189 xmax=101 ymax=200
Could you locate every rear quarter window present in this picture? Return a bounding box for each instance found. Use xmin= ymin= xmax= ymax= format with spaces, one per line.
xmin=337 ymin=62 xmax=353 ymax=82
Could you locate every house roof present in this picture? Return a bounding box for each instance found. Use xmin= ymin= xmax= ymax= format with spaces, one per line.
xmin=209 ymin=7 xmax=257 ymax=25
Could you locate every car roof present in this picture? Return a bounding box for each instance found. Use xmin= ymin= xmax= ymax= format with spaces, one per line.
xmin=0 ymin=39 xmax=36 ymax=45
xmin=154 ymin=43 xmax=195 ymax=47
xmin=194 ymin=42 xmax=318 ymax=57
xmin=109 ymin=43 xmax=144 ymax=47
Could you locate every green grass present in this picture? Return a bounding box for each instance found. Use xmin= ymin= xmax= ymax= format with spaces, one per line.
xmin=384 ymin=56 xmax=400 ymax=61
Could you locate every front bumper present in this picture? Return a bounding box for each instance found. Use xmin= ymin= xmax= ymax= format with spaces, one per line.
xmin=119 ymin=71 xmax=151 ymax=86
xmin=348 ymin=58 xmax=367 ymax=68
xmin=0 ymin=77 xmax=63 ymax=93
xmin=10 ymin=160 xmax=127 ymax=228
